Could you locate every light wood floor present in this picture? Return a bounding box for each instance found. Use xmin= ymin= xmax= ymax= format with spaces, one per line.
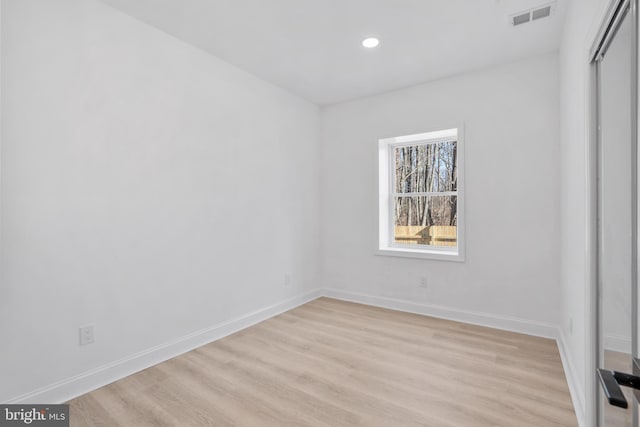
xmin=69 ymin=298 xmax=578 ymax=426
xmin=604 ymin=350 xmax=633 ymax=427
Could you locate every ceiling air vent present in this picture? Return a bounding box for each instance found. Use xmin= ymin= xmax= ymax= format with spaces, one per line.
xmin=532 ymin=5 xmax=552 ymax=20
xmin=512 ymin=12 xmax=531 ymax=26
xmin=510 ymin=3 xmax=554 ymax=26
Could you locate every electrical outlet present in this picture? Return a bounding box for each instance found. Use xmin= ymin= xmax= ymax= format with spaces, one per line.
xmin=284 ymin=274 xmax=291 ymax=287
xmin=419 ymin=276 xmax=428 ymax=288
xmin=79 ymin=325 xmax=95 ymax=346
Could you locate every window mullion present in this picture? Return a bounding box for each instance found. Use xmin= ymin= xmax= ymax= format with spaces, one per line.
xmin=392 ymin=191 xmax=458 ymax=197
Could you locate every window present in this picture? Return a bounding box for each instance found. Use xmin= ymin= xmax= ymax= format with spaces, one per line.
xmin=378 ymin=127 xmax=464 ymax=261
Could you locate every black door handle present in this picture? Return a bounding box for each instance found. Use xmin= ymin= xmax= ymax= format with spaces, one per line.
xmin=598 ymin=369 xmax=629 ymax=408
xmin=597 ymin=368 xmax=640 ymax=409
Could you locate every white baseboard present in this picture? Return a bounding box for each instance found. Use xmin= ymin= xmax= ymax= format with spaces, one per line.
xmin=7 ymin=286 xmax=583 ymax=427
xmin=322 ymin=288 xmax=558 ymax=339
xmin=604 ymin=334 xmax=632 ymax=354
xmin=5 ymin=289 xmax=323 ymax=404
xmin=556 ymin=328 xmax=586 ymax=427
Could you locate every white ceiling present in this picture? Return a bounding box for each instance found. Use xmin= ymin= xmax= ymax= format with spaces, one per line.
xmin=100 ymin=0 xmax=568 ymax=106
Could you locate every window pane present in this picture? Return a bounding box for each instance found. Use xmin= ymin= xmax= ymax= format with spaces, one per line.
xmin=394 ymin=195 xmax=457 ymax=247
xmin=394 ymin=141 xmax=457 ymax=193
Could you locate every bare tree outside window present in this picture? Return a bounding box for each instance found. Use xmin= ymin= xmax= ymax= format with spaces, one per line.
xmin=393 ymin=141 xmax=458 ymax=247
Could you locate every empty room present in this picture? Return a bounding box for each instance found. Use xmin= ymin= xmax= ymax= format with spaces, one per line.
xmin=1 ymin=0 xmax=639 ymax=426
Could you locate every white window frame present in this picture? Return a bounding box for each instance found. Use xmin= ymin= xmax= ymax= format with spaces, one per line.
xmin=377 ymin=126 xmax=465 ymax=261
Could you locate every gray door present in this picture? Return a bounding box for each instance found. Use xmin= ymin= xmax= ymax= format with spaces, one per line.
xmin=594 ymin=0 xmax=638 ymax=425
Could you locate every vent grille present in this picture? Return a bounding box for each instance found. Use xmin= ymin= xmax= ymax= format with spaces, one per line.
xmin=510 ymin=3 xmax=554 ymax=26
xmin=513 ymin=12 xmax=531 ymax=26
xmin=532 ymin=6 xmax=552 ymax=20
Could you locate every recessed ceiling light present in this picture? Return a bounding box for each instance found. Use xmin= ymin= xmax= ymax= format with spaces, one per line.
xmin=362 ymin=37 xmax=380 ymax=48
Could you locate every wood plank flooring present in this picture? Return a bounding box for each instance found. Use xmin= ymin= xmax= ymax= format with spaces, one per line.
xmin=69 ymin=297 xmax=578 ymax=426
xmin=604 ymin=350 xmax=633 ymax=427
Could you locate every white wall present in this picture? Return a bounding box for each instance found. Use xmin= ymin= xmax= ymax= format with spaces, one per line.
xmin=558 ymin=0 xmax=611 ymax=423
xmin=0 ymin=0 xmax=320 ymax=402
xmin=319 ymin=54 xmax=561 ymax=327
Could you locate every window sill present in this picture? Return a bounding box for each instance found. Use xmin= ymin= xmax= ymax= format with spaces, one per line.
xmin=376 ymin=247 xmax=465 ymax=262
